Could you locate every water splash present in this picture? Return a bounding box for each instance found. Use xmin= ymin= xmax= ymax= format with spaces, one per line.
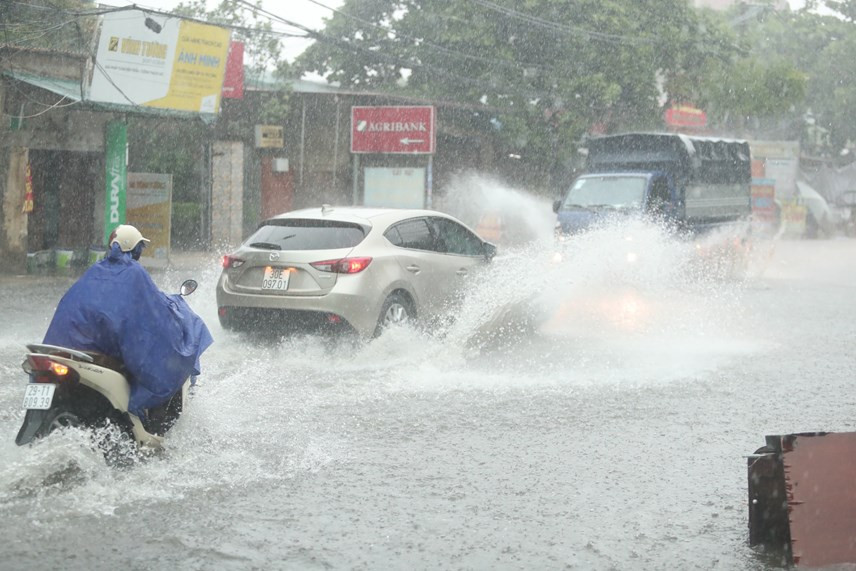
xmin=437 ymin=172 xmax=556 ymax=247
xmin=0 ymin=186 xmax=765 ymax=514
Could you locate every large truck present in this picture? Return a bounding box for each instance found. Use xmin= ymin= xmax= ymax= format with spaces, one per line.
xmin=553 ymin=132 xmax=752 ymax=237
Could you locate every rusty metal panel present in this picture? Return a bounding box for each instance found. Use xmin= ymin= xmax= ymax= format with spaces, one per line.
xmin=782 ymin=432 xmax=856 ymax=567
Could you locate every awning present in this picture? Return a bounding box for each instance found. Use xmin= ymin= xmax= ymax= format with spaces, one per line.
xmin=3 ymin=70 xmax=83 ymax=101
xmin=2 ymin=71 xmax=216 ymax=122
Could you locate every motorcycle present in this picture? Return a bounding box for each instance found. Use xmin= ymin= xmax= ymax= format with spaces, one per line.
xmin=15 ymin=279 xmax=200 ymax=457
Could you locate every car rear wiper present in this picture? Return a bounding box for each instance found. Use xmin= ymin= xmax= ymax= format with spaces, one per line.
xmin=248 ymin=242 xmax=282 ymax=250
xmin=563 ymin=203 xmax=594 ymax=211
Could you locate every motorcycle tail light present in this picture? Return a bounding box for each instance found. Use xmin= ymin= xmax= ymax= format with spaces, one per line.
xmin=51 ymin=363 xmax=69 ymax=376
xmin=25 ymin=355 xmax=78 ymax=383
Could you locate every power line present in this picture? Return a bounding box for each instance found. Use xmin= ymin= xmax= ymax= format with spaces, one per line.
xmin=297 ymin=0 xmax=542 ymax=72
xmin=465 ymin=0 xmax=655 ymax=46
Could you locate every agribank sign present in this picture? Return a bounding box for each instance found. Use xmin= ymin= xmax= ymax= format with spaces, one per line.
xmin=90 ymin=10 xmax=230 ymax=114
xmin=351 ymin=106 xmax=435 ymax=154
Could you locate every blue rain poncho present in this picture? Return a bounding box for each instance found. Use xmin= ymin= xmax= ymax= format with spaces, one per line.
xmin=43 ymin=244 xmax=213 ymax=417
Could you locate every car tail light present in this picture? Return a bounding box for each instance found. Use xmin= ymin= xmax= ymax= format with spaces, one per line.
xmin=310 ymin=257 xmax=372 ymax=274
xmin=222 ymin=255 xmax=244 ymax=269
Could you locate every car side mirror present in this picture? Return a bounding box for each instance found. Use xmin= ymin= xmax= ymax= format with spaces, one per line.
xmin=552 ymin=199 xmax=561 ymax=213
xmin=483 ymin=242 xmax=497 ymax=261
xmin=180 ymin=279 xmax=198 ymax=296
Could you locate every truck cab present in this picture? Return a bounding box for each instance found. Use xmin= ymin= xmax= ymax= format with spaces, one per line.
xmin=553 ymin=171 xmax=676 ymax=235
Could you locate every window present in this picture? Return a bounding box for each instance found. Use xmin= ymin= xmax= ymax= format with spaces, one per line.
xmin=430 ymin=217 xmax=484 ymax=256
xmin=386 ymin=218 xmax=435 ymax=251
xmin=245 ymin=219 xmax=366 ymax=250
xmin=563 ymin=176 xmax=646 ymax=209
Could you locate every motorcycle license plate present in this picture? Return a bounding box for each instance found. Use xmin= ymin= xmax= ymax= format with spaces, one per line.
xmin=21 ymin=383 xmax=56 ymax=410
xmin=262 ymin=266 xmax=289 ymax=291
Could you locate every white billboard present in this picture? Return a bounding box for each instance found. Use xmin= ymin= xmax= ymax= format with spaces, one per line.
xmin=90 ymin=10 xmax=230 ymax=114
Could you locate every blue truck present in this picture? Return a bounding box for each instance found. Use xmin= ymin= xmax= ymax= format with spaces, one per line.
xmin=553 ymin=132 xmax=753 ymax=238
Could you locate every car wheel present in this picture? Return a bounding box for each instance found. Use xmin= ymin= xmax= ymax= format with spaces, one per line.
xmin=375 ymin=293 xmax=412 ymax=337
xmin=218 ymin=308 xmax=239 ymax=332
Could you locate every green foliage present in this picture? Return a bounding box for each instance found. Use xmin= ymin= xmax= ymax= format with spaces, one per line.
xmin=296 ymin=0 xmax=745 ymax=184
xmin=734 ymin=5 xmax=855 ymax=152
xmin=0 ymin=0 xmax=98 ymax=54
xmin=701 ymin=59 xmax=805 ymax=122
xmin=825 ymin=0 xmax=856 ymax=21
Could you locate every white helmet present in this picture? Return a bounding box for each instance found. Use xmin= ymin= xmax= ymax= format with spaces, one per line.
xmin=110 ymin=224 xmax=150 ymax=252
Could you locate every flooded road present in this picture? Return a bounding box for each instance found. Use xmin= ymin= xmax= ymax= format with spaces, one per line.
xmin=1 ymin=231 xmax=854 ymax=570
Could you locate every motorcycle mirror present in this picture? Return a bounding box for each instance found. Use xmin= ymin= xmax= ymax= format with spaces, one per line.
xmin=180 ymin=279 xmax=198 ymax=296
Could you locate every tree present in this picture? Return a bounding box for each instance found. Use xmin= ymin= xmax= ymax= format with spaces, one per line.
xmin=825 ymin=0 xmax=856 ymax=22
xmin=0 ymin=0 xmax=98 ymax=54
xmin=296 ymin=0 xmax=745 ymax=188
xmin=733 ymin=5 xmax=855 ymax=151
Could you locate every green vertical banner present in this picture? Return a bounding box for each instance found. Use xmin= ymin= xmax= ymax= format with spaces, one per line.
xmin=104 ymin=120 xmax=128 ymax=244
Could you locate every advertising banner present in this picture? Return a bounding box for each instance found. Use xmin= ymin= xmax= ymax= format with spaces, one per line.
xmin=749 ymin=141 xmax=801 ymax=200
xmin=364 ymin=167 xmax=426 ymax=208
xmin=222 ymin=41 xmax=244 ymax=99
xmin=104 ymin=121 xmax=127 ymax=244
xmin=90 ymin=10 xmax=230 ymax=114
xmin=22 ymin=162 xmax=33 ymax=213
xmin=782 ymin=202 xmax=807 ymax=237
xmin=751 ymin=179 xmax=776 ymax=219
xmin=126 ymin=173 xmax=173 ymax=267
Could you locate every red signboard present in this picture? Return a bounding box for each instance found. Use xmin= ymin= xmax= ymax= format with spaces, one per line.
xmin=222 ymin=41 xmax=244 ymax=100
xmin=351 ymin=106 xmax=435 ymax=154
xmin=664 ymin=104 xmax=707 ymax=128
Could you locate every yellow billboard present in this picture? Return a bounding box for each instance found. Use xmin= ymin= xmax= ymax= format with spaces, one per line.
xmin=126 ymin=173 xmax=172 ymax=268
xmin=147 ymin=21 xmax=230 ymax=113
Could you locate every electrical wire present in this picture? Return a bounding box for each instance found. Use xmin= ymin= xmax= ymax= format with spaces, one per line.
xmin=1 ymin=0 xmax=649 ymax=116
xmin=465 ymin=0 xmax=655 ymax=46
xmin=92 ymin=59 xmax=140 ymax=106
xmin=297 ymin=0 xmax=542 ymax=72
xmin=0 ymin=95 xmax=80 ymax=119
xmin=231 ymin=0 xmax=551 ymax=100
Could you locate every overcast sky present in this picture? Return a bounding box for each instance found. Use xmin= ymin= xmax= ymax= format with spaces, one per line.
xmin=124 ymin=0 xmax=344 ymax=61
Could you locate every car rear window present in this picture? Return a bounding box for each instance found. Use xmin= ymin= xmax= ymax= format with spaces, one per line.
xmin=245 ymin=219 xmax=367 ymax=250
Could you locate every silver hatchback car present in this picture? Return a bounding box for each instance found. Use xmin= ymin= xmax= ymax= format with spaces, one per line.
xmin=216 ymin=206 xmax=497 ymax=337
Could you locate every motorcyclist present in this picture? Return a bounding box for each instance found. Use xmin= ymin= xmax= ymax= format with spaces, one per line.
xmin=42 ymin=224 xmax=213 ymax=428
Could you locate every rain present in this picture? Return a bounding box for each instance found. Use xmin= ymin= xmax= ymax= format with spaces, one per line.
xmin=2 ymin=0 xmax=856 ymax=569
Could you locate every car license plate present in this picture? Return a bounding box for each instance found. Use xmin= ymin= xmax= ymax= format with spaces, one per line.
xmin=262 ymin=266 xmax=290 ymax=291
xmin=22 ymin=383 xmax=56 ymax=410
